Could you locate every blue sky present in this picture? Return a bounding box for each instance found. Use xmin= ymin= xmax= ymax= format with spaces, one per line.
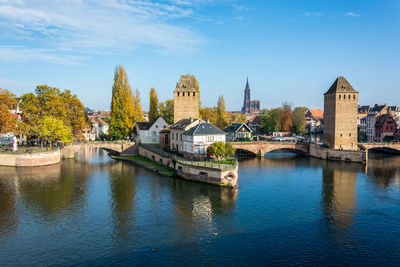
xmin=0 ymin=0 xmax=399 ymax=111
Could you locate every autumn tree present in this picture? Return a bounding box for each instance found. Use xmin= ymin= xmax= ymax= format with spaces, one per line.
xmin=229 ymin=113 xmax=247 ymax=124
xmin=278 ymin=102 xmax=293 ymax=132
xmin=292 ymin=107 xmax=308 ymax=134
xmin=19 ymin=85 xmax=86 ymax=140
xmin=200 ymin=107 xmax=217 ymax=125
xmin=109 ymin=65 xmax=136 ymax=140
xmin=133 ymin=88 xmax=144 ymax=123
xmin=159 ymin=99 xmax=174 ymax=124
xmin=207 ymin=142 xmax=236 ymax=161
xmin=149 ymin=87 xmax=159 ymax=122
xmin=0 ymin=89 xmax=18 ymax=134
xmin=39 ymin=116 xmax=73 ymax=147
xmin=215 ymin=95 xmax=228 ymax=129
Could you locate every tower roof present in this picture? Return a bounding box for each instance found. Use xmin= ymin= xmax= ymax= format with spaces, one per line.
xmin=324 ymin=76 xmax=358 ymax=95
xmin=174 ymin=74 xmax=200 ymax=93
xmin=245 ymin=77 xmax=250 ymax=91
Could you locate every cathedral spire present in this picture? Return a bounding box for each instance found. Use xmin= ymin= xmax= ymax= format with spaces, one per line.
xmin=245 ymin=77 xmax=250 ymax=90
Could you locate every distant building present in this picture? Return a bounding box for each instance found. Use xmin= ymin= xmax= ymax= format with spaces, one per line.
xmin=247 ymin=115 xmax=261 ymax=133
xmin=323 ymin=76 xmax=358 ymax=150
xmin=375 ymin=114 xmax=397 ymax=142
xmin=306 ymin=110 xmax=324 ymax=133
xmin=366 ymin=104 xmax=392 ymax=142
xmin=134 ymin=116 xmax=168 ymax=144
xmin=173 ymin=74 xmax=200 ymax=123
xmin=84 ymin=112 xmax=110 ymax=141
xmin=241 ymin=78 xmax=260 ymax=114
xmin=169 ymin=118 xmax=204 ymax=153
xmin=224 ymin=123 xmax=252 ymax=142
xmin=182 ymin=122 xmax=226 ymax=160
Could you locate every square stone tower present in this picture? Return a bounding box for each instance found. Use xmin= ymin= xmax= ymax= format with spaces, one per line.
xmin=323 ymin=76 xmax=359 ymax=150
xmin=173 ymin=74 xmax=200 ymax=123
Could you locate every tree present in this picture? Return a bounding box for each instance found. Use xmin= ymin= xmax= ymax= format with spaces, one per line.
xmin=39 ymin=116 xmax=73 ymax=146
xmin=229 ymin=113 xmax=247 ymax=124
xmin=109 ymin=65 xmax=135 ymax=140
xmin=159 ymin=99 xmax=174 ymax=124
xmin=133 ymin=88 xmax=144 ymax=123
xmin=19 ymin=85 xmax=86 ymax=140
xmin=207 ymin=142 xmax=236 ymax=161
xmin=260 ymin=108 xmax=281 ymax=133
xmin=149 ymin=87 xmax=159 ymax=122
xmin=0 ymin=89 xmax=18 ymax=134
xmin=292 ymin=107 xmax=308 ymax=134
xmin=278 ymin=102 xmax=293 ymax=132
xmin=215 ymin=95 xmax=228 ymax=129
xmin=200 ymin=107 xmax=217 ymax=125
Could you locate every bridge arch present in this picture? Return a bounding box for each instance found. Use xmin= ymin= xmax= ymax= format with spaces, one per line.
xmin=234 ymin=148 xmax=257 ymax=156
xmin=367 ymin=147 xmax=400 ymax=155
xmin=263 ymin=148 xmax=306 ymax=156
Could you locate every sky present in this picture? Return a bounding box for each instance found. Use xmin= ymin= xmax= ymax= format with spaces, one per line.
xmin=0 ymin=0 xmax=399 ymax=111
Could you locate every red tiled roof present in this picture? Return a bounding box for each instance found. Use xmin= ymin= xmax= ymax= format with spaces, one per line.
xmin=308 ymin=110 xmax=324 ymax=118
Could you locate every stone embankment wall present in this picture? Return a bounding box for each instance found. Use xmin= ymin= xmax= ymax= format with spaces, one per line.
xmin=308 ymin=143 xmax=366 ymax=163
xmin=61 ymin=142 xmax=134 ymax=159
xmin=138 ymin=146 xmax=173 ymax=168
xmin=0 ymin=150 xmax=60 ymax=167
xmin=136 ymin=144 xmax=238 ymax=187
xmin=175 ymin=161 xmax=238 ymax=188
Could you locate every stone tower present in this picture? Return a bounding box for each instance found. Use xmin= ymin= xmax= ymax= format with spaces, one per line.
xmin=242 ymin=78 xmax=250 ymax=113
xmin=173 ymin=74 xmax=200 ymax=123
xmin=323 ymin=76 xmax=359 ymax=150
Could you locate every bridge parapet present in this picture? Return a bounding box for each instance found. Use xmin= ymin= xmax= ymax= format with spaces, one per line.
xmin=231 ymin=141 xmax=309 ymax=156
xmin=61 ymin=141 xmax=135 ymax=158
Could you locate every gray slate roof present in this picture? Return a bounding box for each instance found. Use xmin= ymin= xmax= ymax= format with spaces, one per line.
xmin=169 ymin=118 xmax=197 ymax=129
xmin=136 ymin=122 xmax=153 ymax=130
xmin=324 ymin=76 xmax=358 ymax=95
xmin=183 ymin=123 xmax=226 ymax=136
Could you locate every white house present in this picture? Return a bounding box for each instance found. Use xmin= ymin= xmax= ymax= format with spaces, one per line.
xmin=182 ymin=122 xmax=226 ymax=160
xmin=135 ymin=116 xmax=168 ymax=144
xmin=224 ymin=123 xmax=252 ymax=142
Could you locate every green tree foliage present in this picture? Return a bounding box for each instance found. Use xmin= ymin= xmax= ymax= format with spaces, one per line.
xmin=292 ymin=107 xmax=308 ymax=134
xmin=159 ymin=99 xmax=174 ymax=124
xmin=39 ymin=116 xmax=73 ymax=146
xmin=215 ymin=95 xmax=228 ymax=129
xmin=207 ymin=142 xmax=236 ymax=160
xmin=278 ymin=102 xmax=293 ymax=132
xmin=0 ymin=89 xmax=18 ymax=134
xmin=109 ymin=65 xmax=138 ymax=140
xmin=19 ymin=85 xmax=86 ymax=140
xmin=149 ymin=87 xmax=159 ymax=122
xmin=200 ymin=107 xmax=217 ymax=125
xmin=260 ymin=108 xmax=281 ymax=133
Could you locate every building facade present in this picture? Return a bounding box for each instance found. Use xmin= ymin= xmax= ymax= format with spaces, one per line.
xmin=183 ymin=123 xmax=226 ymax=160
xmin=366 ymin=104 xmax=392 ymax=142
xmin=375 ymin=114 xmax=397 ymax=142
xmin=241 ymin=78 xmax=260 ymax=114
xmin=135 ymin=116 xmax=168 ymax=144
xmin=224 ymin=123 xmax=252 ymax=142
xmin=173 ymin=74 xmax=200 ymax=123
xmin=169 ymin=118 xmax=203 ymax=153
xmin=323 ymin=76 xmax=358 ymax=151
xmin=306 ymin=110 xmax=324 ymax=133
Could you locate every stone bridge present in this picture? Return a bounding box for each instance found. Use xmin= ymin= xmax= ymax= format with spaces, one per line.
xmin=60 ymin=141 xmax=135 ymax=159
xmin=232 ymin=141 xmax=309 ymax=156
xmin=358 ymin=142 xmax=400 ymax=154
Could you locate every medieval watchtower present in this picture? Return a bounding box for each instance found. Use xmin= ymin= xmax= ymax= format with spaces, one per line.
xmin=323 ymin=76 xmax=359 ymax=151
xmin=173 ymin=74 xmax=200 ymax=123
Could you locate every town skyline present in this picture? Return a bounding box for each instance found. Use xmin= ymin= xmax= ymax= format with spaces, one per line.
xmin=1 ymin=0 xmax=399 ymax=110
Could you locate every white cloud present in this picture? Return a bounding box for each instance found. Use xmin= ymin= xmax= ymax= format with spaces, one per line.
xmin=346 ymin=12 xmax=361 ymax=17
xmin=0 ymin=0 xmax=218 ymax=64
xmin=304 ymin=11 xmax=323 ymax=17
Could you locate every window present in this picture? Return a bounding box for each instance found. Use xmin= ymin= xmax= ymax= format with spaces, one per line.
xmin=193 ymin=92 xmax=195 ymax=96
xmin=349 ymin=133 xmax=351 ymax=137
xmin=339 ymin=95 xmax=341 ymax=100
xmin=177 ymin=92 xmax=180 ymax=96
xmin=353 ymin=95 xmax=355 ymax=100
xmin=156 ymin=125 xmax=158 ymax=128
xmin=344 ymin=95 xmax=346 ymax=99
xmin=348 ymin=94 xmax=351 ymax=100
xmin=165 ymin=135 xmax=169 ymax=144
xmin=180 ymin=134 xmax=183 ymax=141
xmin=183 ymin=92 xmax=185 ymax=96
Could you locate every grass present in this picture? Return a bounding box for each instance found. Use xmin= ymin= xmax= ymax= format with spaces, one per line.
xmin=114 ymin=155 xmax=177 ymax=177
xmin=211 ymin=159 xmax=236 ymax=165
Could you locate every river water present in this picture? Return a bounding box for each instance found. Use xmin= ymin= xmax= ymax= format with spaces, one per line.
xmin=0 ymin=149 xmax=399 ymax=266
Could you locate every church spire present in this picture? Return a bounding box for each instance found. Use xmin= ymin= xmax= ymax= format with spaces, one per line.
xmin=245 ymin=77 xmax=250 ymax=90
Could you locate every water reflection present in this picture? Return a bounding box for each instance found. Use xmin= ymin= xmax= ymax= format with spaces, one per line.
xmin=321 ymin=161 xmax=359 ymax=247
xmin=109 ymin=161 xmax=136 ymax=242
xmin=0 ymin=169 xmax=18 ymax=242
xmin=366 ymin=153 xmax=400 ymax=188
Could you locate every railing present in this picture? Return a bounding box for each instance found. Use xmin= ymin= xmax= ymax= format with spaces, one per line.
xmin=0 ymin=146 xmax=59 ymax=154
